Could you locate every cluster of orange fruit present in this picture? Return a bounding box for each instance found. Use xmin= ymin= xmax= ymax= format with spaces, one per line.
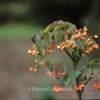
xmin=70 ymin=27 xmax=99 ymax=56
xmin=28 ymin=27 xmax=99 ymax=57
xmin=29 ymin=59 xmax=44 ymax=72
xmin=71 ymin=27 xmax=87 ymax=40
xmin=28 ymin=45 xmax=39 ymax=56
xmin=46 ymin=71 xmax=53 ymax=76
xmin=81 ymin=43 xmax=99 ymax=57
xmin=74 ymin=84 xmax=85 ymax=91
xmin=29 ymin=67 xmax=37 ymax=72
xmin=57 ymin=41 xmax=76 ymax=50
xmin=28 ymin=45 xmax=46 ymax=56
xmin=92 ymin=82 xmax=100 ymax=90
xmin=53 ymin=85 xmax=65 ymax=92
xmin=55 ymin=72 xmax=66 ymax=79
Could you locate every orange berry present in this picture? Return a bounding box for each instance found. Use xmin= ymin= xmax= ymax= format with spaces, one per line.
xmin=75 ymin=29 xmax=79 ymax=33
xmin=49 ymin=72 xmax=53 ymax=76
xmin=82 ymin=53 xmax=85 ymax=57
xmin=39 ymin=61 xmax=43 ymax=65
xmin=85 ymin=50 xmax=89 ymax=54
xmin=80 ymin=37 xmax=85 ymax=40
xmin=82 ymin=31 xmax=87 ymax=36
xmin=55 ymin=89 xmax=59 ymax=92
xmin=46 ymin=71 xmax=50 ymax=74
xmin=61 ymin=72 xmax=66 ymax=76
xmin=88 ymin=47 xmax=92 ymax=51
xmin=29 ymin=67 xmax=33 ymax=71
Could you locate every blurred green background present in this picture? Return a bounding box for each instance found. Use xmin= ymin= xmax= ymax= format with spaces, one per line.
xmin=0 ymin=0 xmax=100 ymax=100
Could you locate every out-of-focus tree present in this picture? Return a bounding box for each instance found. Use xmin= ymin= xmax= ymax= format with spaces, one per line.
xmin=29 ymin=0 xmax=92 ymax=27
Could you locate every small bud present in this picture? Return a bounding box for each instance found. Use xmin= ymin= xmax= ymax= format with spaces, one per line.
xmin=35 ymin=59 xmax=38 ymax=63
xmin=94 ymin=35 xmax=98 ymax=38
xmin=84 ymin=26 xmax=88 ymax=31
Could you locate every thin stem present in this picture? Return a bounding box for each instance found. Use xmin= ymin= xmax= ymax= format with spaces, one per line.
xmin=64 ymin=48 xmax=74 ymax=62
xmin=72 ymin=52 xmax=82 ymax=100
xmin=79 ymin=70 xmax=100 ymax=96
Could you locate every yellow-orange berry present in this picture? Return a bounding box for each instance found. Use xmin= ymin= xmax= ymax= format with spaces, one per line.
xmin=33 ymin=68 xmax=37 ymax=72
xmin=57 ymin=45 xmax=60 ymax=49
xmin=28 ymin=50 xmax=32 ymax=54
xmin=81 ymin=84 xmax=85 ymax=87
xmin=94 ymin=35 xmax=98 ymax=38
xmin=84 ymin=26 xmax=88 ymax=31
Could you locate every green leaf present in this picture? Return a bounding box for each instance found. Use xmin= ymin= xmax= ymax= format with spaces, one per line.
xmin=41 ymin=40 xmax=49 ymax=50
xmin=88 ymin=59 xmax=100 ymax=67
xmin=80 ymin=65 xmax=90 ymax=73
xmin=43 ymin=20 xmax=65 ymax=34
xmin=52 ymin=22 xmax=70 ymax=35
xmin=54 ymin=30 xmax=64 ymax=44
xmin=45 ymin=61 xmax=51 ymax=67
xmin=35 ymin=35 xmax=43 ymax=58
xmin=35 ymin=65 xmax=40 ymax=71
xmin=58 ymin=76 xmax=65 ymax=86
xmin=74 ymin=46 xmax=82 ymax=66
xmin=43 ymin=32 xmax=52 ymax=43
xmin=67 ymin=70 xmax=81 ymax=87
xmin=69 ymin=47 xmax=79 ymax=57
xmin=89 ymin=59 xmax=100 ymax=64
xmin=64 ymin=73 xmax=70 ymax=81
xmin=45 ymin=61 xmax=53 ymax=72
xmin=80 ymin=75 xmax=87 ymax=83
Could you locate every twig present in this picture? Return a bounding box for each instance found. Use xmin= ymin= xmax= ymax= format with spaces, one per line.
xmin=64 ymin=48 xmax=74 ymax=62
xmin=79 ymin=70 xmax=100 ymax=95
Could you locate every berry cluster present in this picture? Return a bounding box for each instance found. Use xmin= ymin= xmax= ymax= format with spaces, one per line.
xmin=74 ymin=84 xmax=85 ymax=91
xmin=29 ymin=59 xmax=44 ymax=72
xmin=29 ymin=67 xmax=37 ymax=72
xmin=53 ymin=85 xmax=65 ymax=92
xmin=57 ymin=41 xmax=76 ymax=50
xmin=28 ymin=26 xmax=99 ymax=57
xmin=28 ymin=45 xmax=39 ymax=56
xmin=92 ymin=82 xmax=100 ymax=90
xmin=28 ymin=45 xmax=46 ymax=56
xmin=71 ymin=27 xmax=87 ymax=40
xmin=46 ymin=71 xmax=53 ymax=76
xmin=55 ymin=72 xmax=65 ymax=78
